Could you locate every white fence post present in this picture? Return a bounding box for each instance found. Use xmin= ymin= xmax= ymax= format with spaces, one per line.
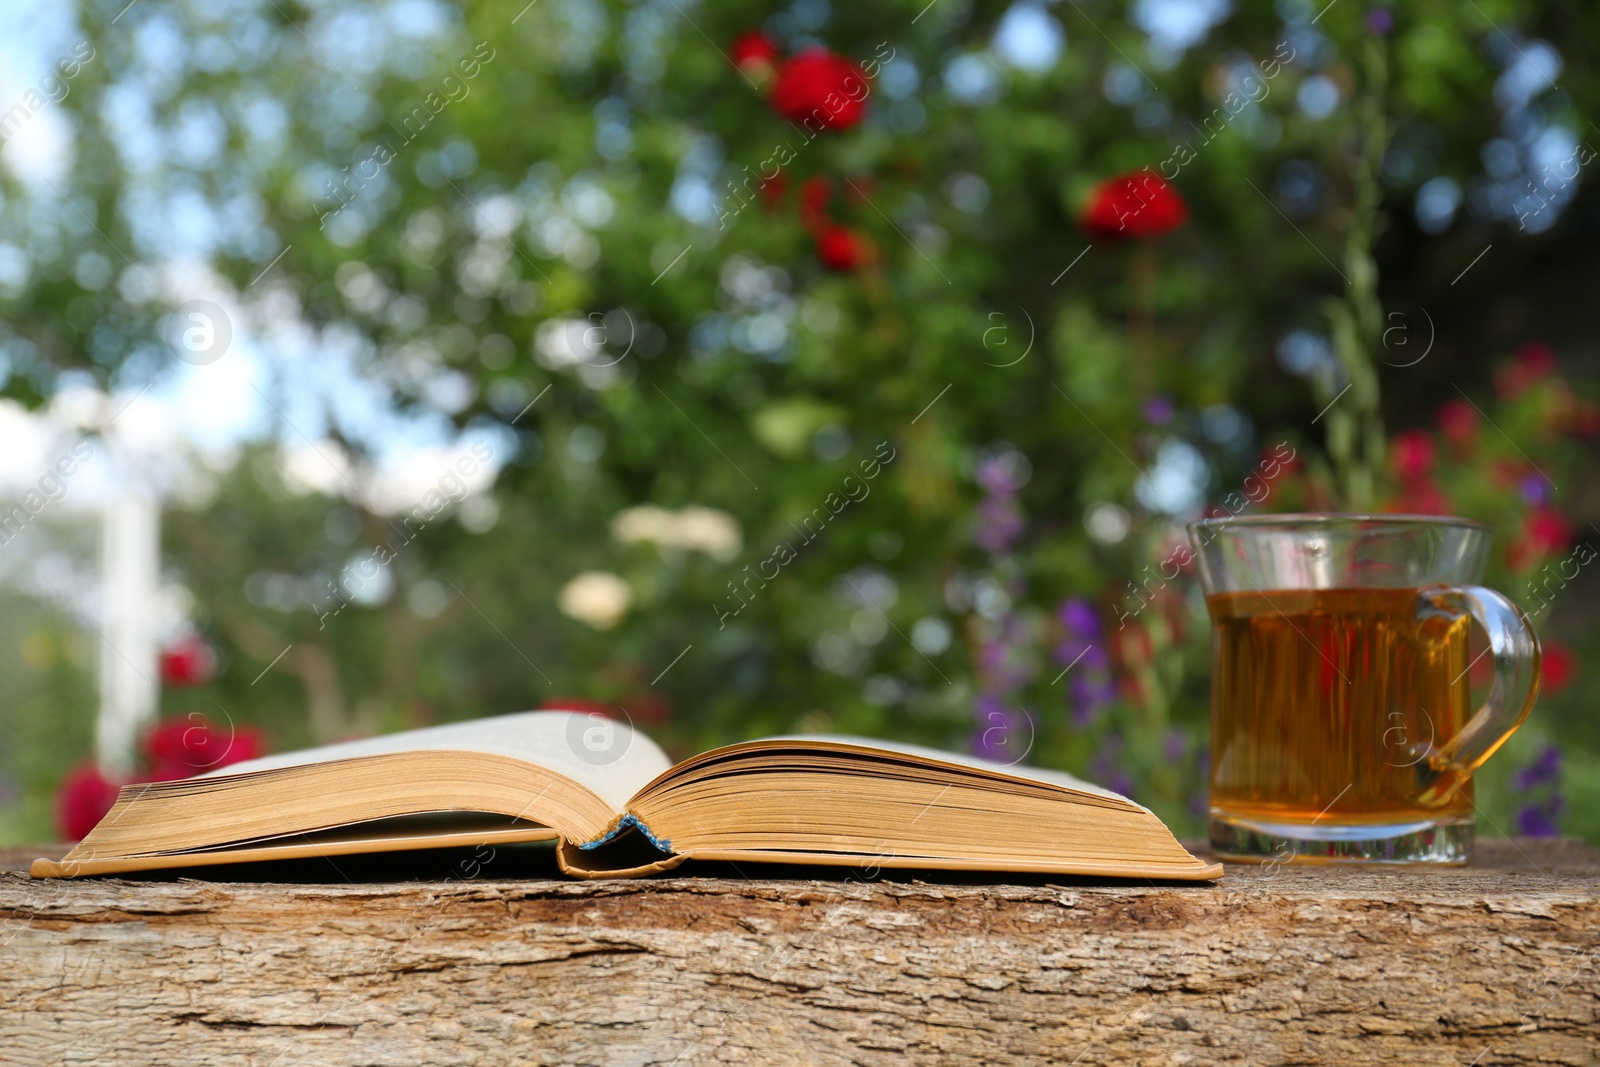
xmin=96 ymin=489 xmax=159 ymax=778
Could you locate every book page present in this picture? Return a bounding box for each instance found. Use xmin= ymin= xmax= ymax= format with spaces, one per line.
xmin=203 ymin=710 xmax=672 ymax=813
xmin=745 ymin=735 xmax=1144 ymax=809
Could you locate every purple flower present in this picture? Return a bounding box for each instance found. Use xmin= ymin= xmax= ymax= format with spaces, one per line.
xmin=1070 ymin=673 xmax=1117 ymax=727
xmin=1056 ymin=600 xmax=1105 ymax=674
xmin=975 ymin=455 xmax=1024 ymax=495
xmin=974 ymin=455 xmax=1026 ymax=552
xmin=1057 ymin=602 xmax=1114 ymax=725
xmin=974 ymin=693 xmax=1007 ymax=725
xmin=1366 ymin=8 xmax=1393 ymax=35
xmin=1512 ymin=746 xmax=1562 ymax=792
xmin=974 ymin=495 xmax=1024 ymax=554
xmin=977 ymin=640 xmax=1007 ymax=675
xmin=1143 ymin=395 xmax=1174 ymax=426
xmin=1059 ymin=598 xmax=1100 ymax=640
xmin=1163 ymin=727 xmax=1188 ymax=763
xmin=1519 ymin=474 xmax=1553 ymax=507
xmin=1511 ymin=746 xmax=1563 ymax=837
xmin=976 ymin=615 xmax=1034 ymax=692
xmin=1088 ymin=735 xmax=1133 ymax=796
xmin=1516 ymin=800 xmax=1562 ymax=838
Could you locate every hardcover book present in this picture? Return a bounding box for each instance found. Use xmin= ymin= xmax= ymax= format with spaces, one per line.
xmin=32 ymin=711 xmax=1222 ymax=881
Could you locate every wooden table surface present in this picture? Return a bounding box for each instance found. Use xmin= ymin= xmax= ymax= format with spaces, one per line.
xmin=3 ymin=838 xmax=1598 ymax=1066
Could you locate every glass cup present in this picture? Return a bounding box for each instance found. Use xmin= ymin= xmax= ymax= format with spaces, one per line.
xmin=1189 ymin=514 xmax=1540 ymax=865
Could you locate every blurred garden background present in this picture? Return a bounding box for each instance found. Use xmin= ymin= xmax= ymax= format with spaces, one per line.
xmin=0 ymin=0 xmax=1595 ymax=844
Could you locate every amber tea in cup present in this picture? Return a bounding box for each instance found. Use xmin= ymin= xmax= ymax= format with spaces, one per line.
xmin=1190 ymin=515 xmax=1540 ymax=865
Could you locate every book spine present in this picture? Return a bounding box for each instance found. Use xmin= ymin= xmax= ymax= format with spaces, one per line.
xmin=576 ymin=811 xmax=673 ymax=853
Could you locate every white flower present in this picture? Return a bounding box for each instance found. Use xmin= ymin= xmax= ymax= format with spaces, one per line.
xmin=558 ymin=571 xmax=632 ymax=630
xmin=610 ymin=504 xmax=674 ymax=544
xmin=675 ymin=506 xmax=742 ymax=560
xmin=611 ymin=504 xmax=741 ymax=561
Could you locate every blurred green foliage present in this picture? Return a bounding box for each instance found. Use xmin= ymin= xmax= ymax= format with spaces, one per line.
xmin=1 ymin=0 xmax=1597 ymax=844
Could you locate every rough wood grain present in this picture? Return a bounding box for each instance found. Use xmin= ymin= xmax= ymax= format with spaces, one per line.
xmin=3 ymin=839 xmax=1599 ymax=1066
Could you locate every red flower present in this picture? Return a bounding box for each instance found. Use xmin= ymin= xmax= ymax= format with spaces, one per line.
xmin=1508 ymin=506 xmax=1575 ymax=572
xmin=842 ymin=176 xmax=875 ymax=205
xmin=538 ymin=697 xmax=621 ymax=717
xmin=627 ymin=690 xmax=672 ymax=726
xmin=1389 ymin=429 xmax=1436 ymax=480
xmin=798 ymin=175 xmax=833 ymax=230
xmin=56 ymin=763 xmax=122 ymax=841
xmin=1516 ymin=342 xmax=1557 ymax=377
xmin=771 ymin=50 xmax=868 ymax=131
xmin=1260 ymin=443 xmax=1301 ymax=479
xmin=1469 ymin=643 xmax=1496 ymax=687
xmin=1538 ymin=380 xmax=1580 ymax=441
xmin=159 ymin=635 xmax=215 ymax=688
xmin=1080 ymin=172 xmax=1188 ymax=241
xmin=1436 ymin=399 xmax=1477 ymax=449
xmin=1524 ymin=507 xmax=1574 ymax=555
xmin=144 ymin=714 xmax=266 ymax=781
xmin=1489 ymin=458 xmax=1525 ymax=488
xmin=815 ymin=226 xmax=869 ymax=271
xmin=730 ymin=31 xmax=779 ymax=77
xmin=1573 ymin=401 xmax=1600 ymax=439
xmin=1495 ymin=343 xmax=1557 ymax=397
xmin=1541 ymin=642 xmax=1577 ymax=695
xmin=759 ymin=170 xmax=789 ymax=212
xmin=1114 ymin=622 xmax=1153 ymax=669
xmin=1390 ymin=477 xmax=1452 ymax=515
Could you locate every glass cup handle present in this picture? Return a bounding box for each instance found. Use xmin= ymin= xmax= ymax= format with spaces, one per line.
xmin=1413 ymin=585 xmax=1541 ymax=806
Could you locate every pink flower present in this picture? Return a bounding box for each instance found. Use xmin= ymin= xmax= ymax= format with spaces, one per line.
xmin=1389 ymin=429 xmax=1436 ymax=480
xmin=56 ymin=763 xmax=122 ymax=841
xmin=1524 ymin=507 xmax=1574 ymax=555
xmin=1436 ymin=399 xmax=1477 ymax=449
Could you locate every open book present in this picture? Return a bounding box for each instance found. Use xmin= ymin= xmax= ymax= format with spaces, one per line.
xmin=31 ymin=710 xmax=1221 ymax=880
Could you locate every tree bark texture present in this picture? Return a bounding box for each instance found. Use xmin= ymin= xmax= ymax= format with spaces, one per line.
xmin=3 ymin=839 xmax=1598 ymax=1066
